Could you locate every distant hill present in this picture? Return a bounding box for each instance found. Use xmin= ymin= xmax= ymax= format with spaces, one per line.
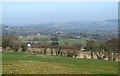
xmin=21 ymin=19 xmax=118 ymax=30
xmin=2 ymin=19 xmax=118 ymax=35
xmin=105 ymin=19 xmax=118 ymax=22
xmin=46 ymin=19 xmax=118 ymax=31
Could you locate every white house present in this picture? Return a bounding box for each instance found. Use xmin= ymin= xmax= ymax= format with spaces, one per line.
xmin=27 ymin=43 xmax=31 ymax=48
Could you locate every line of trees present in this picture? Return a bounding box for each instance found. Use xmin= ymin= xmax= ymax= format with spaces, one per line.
xmin=31 ymin=38 xmax=120 ymax=60
xmin=31 ymin=41 xmax=82 ymax=58
xmin=2 ymin=34 xmax=27 ymax=52
xmin=2 ymin=34 xmax=120 ymax=60
xmin=85 ymin=38 xmax=120 ymax=60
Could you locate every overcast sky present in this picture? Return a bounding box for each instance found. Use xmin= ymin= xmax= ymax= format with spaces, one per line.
xmin=2 ymin=2 xmax=118 ymax=26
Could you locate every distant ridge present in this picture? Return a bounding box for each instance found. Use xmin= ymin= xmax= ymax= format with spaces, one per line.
xmin=105 ymin=19 xmax=118 ymax=22
xmin=3 ymin=19 xmax=118 ymax=31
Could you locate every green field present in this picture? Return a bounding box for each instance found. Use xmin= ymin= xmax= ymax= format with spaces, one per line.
xmin=2 ymin=52 xmax=118 ymax=74
xmin=57 ymin=38 xmax=88 ymax=46
xmin=49 ymin=38 xmax=89 ymax=46
xmin=23 ymin=36 xmax=89 ymax=46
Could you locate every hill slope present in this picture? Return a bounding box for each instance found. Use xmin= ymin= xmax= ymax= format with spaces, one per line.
xmin=2 ymin=52 xmax=118 ymax=74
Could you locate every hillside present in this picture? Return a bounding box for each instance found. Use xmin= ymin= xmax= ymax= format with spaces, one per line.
xmin=2 ymin=52 xmax=118 ymax=75
xmin=2 ymin=19 xmax=118 ymax=36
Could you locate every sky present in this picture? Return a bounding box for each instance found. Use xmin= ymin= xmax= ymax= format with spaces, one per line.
xmin=2 ymin=2 xmax=118 ymax=26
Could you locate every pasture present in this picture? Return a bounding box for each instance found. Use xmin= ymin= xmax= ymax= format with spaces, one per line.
xmin=2 ymin=52 xmax=118 ymax=75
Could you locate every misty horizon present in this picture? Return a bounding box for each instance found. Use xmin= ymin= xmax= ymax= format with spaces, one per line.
xmin=2 ymin=2 xmax=118 ymax=26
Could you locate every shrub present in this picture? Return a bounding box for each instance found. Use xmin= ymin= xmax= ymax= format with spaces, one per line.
xmin=21 ymin=43 xmax=28 ymax=52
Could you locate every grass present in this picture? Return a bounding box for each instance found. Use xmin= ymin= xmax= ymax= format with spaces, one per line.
xmin=49 ymin=38 xmax=89 ymax=46
xmin=22 ymin=37 xmax=89 ymax=47
xmin=2 ymin=52 xmax=118 ymax=74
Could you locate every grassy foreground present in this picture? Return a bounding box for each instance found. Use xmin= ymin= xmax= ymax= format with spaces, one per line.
xmin=2 ymin=52 xmax=118 ymax=74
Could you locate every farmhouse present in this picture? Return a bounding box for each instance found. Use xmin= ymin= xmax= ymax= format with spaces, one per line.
xmin=27 ymin=42 xmax=32 ymax=48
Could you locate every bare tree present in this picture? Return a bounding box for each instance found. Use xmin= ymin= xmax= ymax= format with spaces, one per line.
xmin=2 ymin=34 xmax=21 ymax=51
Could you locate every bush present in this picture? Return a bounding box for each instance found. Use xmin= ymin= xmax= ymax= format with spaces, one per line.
xmin=21 ymin=43 xmax=28 ymax=52
xmin=50 ymin=36 xmax=59 ymax=41
xmin=51 ymin=42 xmax=59 ymax=46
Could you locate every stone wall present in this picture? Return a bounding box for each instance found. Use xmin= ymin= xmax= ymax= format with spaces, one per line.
xmin=3 ymin=47 xmax=120 ymax=61
xmin=27 ymin=48 xmax=120 ymax=61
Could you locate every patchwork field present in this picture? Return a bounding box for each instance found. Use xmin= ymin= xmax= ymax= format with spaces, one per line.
xmin=2 ymin=52 xmax=118 ymax=74
xmin=56 ymin=38 xmax=88 ymax=46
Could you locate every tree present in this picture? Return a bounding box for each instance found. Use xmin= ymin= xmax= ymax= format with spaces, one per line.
xmin=92 ymin=41 xmax=107 ymax=60
xmin=50 ymin=36 xmax=59 ymax=41
xmin=85 ymin=38 xmax=119 ymax=60
xmin=2 ymin=35 xmax=11 ymax=48
xmin=2 ymin=34 xmax=21 ymax=51
xmin=103 ymin=38 xmax=119 ymax=60
xmin=62 ymin=43 xmax=78 ymax=58
xmin=73 ymin=43 xmax=82 ymax=50
xmin=84 ymin=40 xmax=95 ymax=59
xmin=21 ymin=43 xmax=28 ymax=52
xmin=85 ymin=40 xmax=107 ymax=60
xmin=51 ymin=42 xmax=59 ymax=46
